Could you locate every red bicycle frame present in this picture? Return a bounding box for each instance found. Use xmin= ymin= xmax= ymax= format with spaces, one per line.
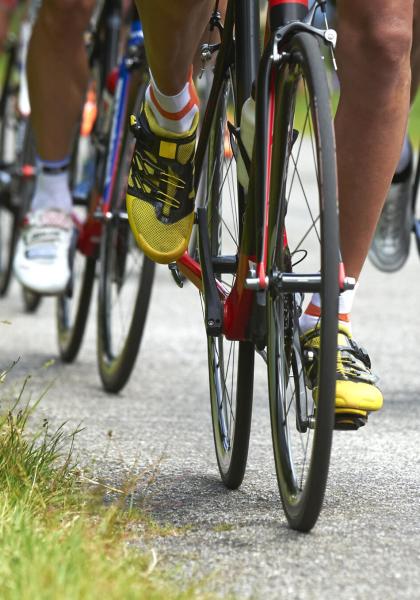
xmin=177 ymin=0 xmax=315 ymax=342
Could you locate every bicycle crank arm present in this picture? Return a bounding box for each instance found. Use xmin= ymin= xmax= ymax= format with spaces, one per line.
xmin=197 ymin=207 xmax=223 ymax=336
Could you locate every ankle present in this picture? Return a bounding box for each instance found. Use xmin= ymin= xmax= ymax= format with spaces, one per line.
xmin=299 ymin=288 xmax=356 ymax=335
xmin=146 ymin=68 xmax=199 ymax=135
xmin=31 ymin=157 xmax=72 ymax=214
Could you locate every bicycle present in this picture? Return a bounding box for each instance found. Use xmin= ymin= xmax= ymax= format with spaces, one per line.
xmin=165 ymin=0 xmax=354 ymax=531
xmin=55 ymin=0 xmax=155 ymax=393
xmin=0 ymin=0 xmax=41 ymax=312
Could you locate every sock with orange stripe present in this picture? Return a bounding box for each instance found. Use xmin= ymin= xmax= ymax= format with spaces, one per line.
xmin=145 ymin=69 xmax=199 ymax=135
xmin=299 ymin=289 xmax=356 ymax=335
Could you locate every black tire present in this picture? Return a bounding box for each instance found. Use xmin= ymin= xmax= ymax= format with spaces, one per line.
xmin=55 ymin=13 xmax=122 ymax=362
xmin=22 ymin=287 xmax=42 ymax=313
xmin=201 ymin=64 xmax=254 ymax=488
xmin=0 ymin=45 xmax=19 ymax=296
xmin=56 ymin=256 xmax=96 ymax=362
xmin=0 ymin=200 xmax=18 ymax=296
xmin=97 ymin=85 xmax=155 ymax=393
xmin=18 ymin=124 xmax=42 ymax=313
xmin=266 ymin=33 xmax=339 ymax=531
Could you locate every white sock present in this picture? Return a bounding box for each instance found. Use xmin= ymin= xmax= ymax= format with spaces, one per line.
xmin=31 ymin=158 xmax=73 ymax=214
xmin=299 ymin=287 xmax=357 ymax=335
xmin=146 ymin=70 xmax=199 ymax=134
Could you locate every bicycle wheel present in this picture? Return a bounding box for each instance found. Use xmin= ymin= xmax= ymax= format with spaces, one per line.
xmin=200 ymin=59 xmax=255 ymax=488
xmin=97 ymin=85 xmax=155 ymax=393
xmin=56 ymin=254 xmax=96 ymax=362
xmin=0 ymin=198 xmax=18 ymax=296
xmin=0 ymin=46 xmax=19 ymax=297
xmin=266 ymin=33 xmax=339 ymax=531
xmin=17 ymin=123 xmax=42 ymax=312
xmin=55 ymin=109 xmax=97 ymax=362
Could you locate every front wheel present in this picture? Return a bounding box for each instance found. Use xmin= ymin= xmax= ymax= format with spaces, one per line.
xmin=267 ymin=33 xmax=340 ymax=531
xmin=200 ymin=63 xmax=254 ymax=488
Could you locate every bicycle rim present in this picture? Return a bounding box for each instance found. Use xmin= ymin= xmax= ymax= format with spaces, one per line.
xmin=267 ymin=32 xmax=339 ymax=531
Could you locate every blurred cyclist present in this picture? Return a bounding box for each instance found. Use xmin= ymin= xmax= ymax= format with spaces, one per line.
xmin=13 ymin=0 xmax=96 ymax=293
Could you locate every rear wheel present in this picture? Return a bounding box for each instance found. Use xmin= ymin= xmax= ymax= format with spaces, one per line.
xmin=56 ymin=254 xmax=96 ymax=362
xmin=0 ymin=45 xmax=19 ymax=296
xmin=97 ymin=84 xmax=155 ymax=393
xmin=266 ymin=33 xmax=339 ymax=531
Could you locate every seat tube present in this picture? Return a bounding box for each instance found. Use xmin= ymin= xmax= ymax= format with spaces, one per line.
xmin=234 ymin=0 xmax=260 ymax=109
xmin=268 ymin=0 xmax=308 ymax=28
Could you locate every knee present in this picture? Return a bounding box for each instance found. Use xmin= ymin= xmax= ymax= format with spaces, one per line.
xmin=38 ymin=0 xmax=95 ymax=37
xmin=338 ymin=5 xmax=413 ymax=92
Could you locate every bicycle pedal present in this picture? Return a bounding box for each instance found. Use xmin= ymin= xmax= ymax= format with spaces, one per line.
xmin=168 ymin=262 xmax=184 ymax=288
xmin=334 ymin=410 xmax=367 ymax=431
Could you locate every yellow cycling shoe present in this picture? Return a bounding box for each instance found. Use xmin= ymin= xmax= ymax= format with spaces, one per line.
xmin=301 ymin=324 xmax=383 ymax=430
xmin=126 ymin=103 xmax=198 ymax=264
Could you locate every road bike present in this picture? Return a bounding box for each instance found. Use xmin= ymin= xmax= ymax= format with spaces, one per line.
xmin=55 ymin=0 xmax=155 ymax=393
xmin=166 ymin=0 xmax=354 ymax=531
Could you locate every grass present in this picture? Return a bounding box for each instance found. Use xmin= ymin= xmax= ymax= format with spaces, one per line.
xmin=0 ymin=380 xmax=205 ymax=600
xmin=212 ymin=523 xmax=235 ymax=533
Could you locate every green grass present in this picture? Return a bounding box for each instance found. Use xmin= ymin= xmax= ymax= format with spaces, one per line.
xmin=0 ymin=383 xmax=205 ymax=600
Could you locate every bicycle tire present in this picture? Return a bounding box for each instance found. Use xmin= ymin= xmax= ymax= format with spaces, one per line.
xmin=201 ymin=63 xmax=255 ymax=489
xmin=56 ymin=256 xmax=96 ymax=362
xmin=22 ymin=287 xmax=42 ymax=313
xmin=96 ymin=83 xmax=155 ymax=393
xmin=0 ymin=200 xmax=18 ymax=297
xmin=0 ymin=47 xmax=19 ymax=297
xmin=18 ymin=123 xmax=43 ymax=312
xmin=266 ymin=32 xmax=339 ymax=531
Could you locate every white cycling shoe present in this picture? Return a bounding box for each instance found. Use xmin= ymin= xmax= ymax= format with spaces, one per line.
xmin=14 ymin=208 xmax=74 ymax=295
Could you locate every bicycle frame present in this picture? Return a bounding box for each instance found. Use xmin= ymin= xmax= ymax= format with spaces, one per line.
xmin=77 ymin=6 xmax=145 ymax=258
xmin=176 ymin=0 xmax=342 ymax=342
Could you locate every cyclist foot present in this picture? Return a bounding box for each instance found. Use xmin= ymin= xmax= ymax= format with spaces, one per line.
xmin=369 ymin=151 xmax=413 ymax=272
xmin=126 ymin=103 xmax=198 ymax=264
xmin=301 ymin=324 xmax=383 ymax=430
xmin=13 ymin=208 xmax=74 ymax=295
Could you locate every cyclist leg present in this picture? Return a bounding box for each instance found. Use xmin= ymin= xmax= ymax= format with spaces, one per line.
xmin=126 ymin=0 xmax=214 ymax=264
xmin=369 ymin=0 xmax=420 ymax=271
xmin=302 ymin=1 xmax=414 ymax=423
xmin=336 ymin=1 xmax=412 ymax=278
xmin=13 ymin=0 xmax=96 ymax=295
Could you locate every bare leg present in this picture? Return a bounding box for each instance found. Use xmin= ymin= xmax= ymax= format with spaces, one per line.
xmin=336 ymin=2 xmax=413 ymax=279
xmin=134 ymin=0 xmax=214 ymax=94
xmin=27 ymin=0 xmax=95 ymax=161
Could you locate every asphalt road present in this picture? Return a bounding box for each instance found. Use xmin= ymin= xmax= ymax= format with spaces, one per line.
xmin=1 ymin=237 xmax=420 ymax=599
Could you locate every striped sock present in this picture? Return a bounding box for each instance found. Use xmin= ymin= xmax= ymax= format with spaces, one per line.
xmin=145 ymin=69 xmax=199 ymax=135
xmin=299 ymin=289 xmax=356 ymax=335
